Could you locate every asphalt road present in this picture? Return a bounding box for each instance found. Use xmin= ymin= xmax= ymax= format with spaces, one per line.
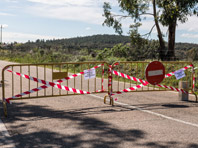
xmin=0 ymin=60 xmax=198 ymax=148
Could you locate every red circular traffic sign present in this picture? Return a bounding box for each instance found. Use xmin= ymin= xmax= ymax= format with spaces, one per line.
xmin=145 ymin=61 xmax=165 ymax=85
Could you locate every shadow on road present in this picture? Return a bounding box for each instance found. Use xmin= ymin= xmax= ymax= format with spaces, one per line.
xmin=0 ymin=102 xmax=146 ymax=148
xmin=0 ymin=101 xmax=197 ymax=148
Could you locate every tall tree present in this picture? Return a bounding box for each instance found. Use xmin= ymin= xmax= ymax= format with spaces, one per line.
xmin=103 ymin=0 xmax=198 ymax=60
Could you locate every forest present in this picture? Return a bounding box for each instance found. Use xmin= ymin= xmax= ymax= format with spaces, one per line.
xmin=0 ymin=34 xmax=198 ymax=64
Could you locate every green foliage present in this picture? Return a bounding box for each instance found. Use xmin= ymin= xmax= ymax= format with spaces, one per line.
xmin=158 ymin=0 xmax=198 ymax=25
xmin=0 ymin=35 xmax=130 ymax=63
xmin=0 ymin=35 xmax=198 ymax=64
xmin=103 ymin=0 xmax=198 ymax=60
xmin=103 ymin=2 xmax=123 ymax=34
xmin=96 ymin=44 xmax=129 ymax=62
xmin=187 ymin=48 xmax=198 ymax=61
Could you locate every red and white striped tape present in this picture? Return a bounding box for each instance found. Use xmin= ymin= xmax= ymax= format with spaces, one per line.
xmin=108 ymin=65 xmax=112 ymax=96
xmin=111 ymin=84 xmax=146 ymax=95
xmin=156 ymin=84 xmax=188 ymax=94
xmin=56 ymin=64 xmax=104 ymax=83
xmin=5 ymin=70 xmax=90 ymax=103
xmin=111 ymin=64 xmax=194 ymax=96
xmin=111 ymin=69 xmax=149 ymax=96
xmin=39 ymin=64 xmax=104 ymax=93
xmin=165 ymin=64 xmax=193 ymax=78
xmin=165 ymin=64 xmax=195 ymax=91
xmin=101 ymin=64 xmax=105 ymax=92
xmin=112 ymin=70 xmax=149 ymax=86
xmin=5 ymin=64 xmax=104 ymax=103
xmin=192 ymin=64 xmax=195 ymax=92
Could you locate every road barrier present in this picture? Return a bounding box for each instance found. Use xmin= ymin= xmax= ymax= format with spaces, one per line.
xmin=104 ymin=61 xmax=197 ymax=105
xmin=1 ymin=61 xmax=197 ymax=117
xmin=1 ymin=62 xmax=108 ymax=116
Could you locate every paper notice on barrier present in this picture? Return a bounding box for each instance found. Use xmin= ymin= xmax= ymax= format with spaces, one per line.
xmin=174 ymin=69 xmax=185 ymax=80
xmin=84 ymin=69 xmax=96 ymax=80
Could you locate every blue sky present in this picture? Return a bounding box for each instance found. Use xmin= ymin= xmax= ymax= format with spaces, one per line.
xmin=0 ymin=0 xmax=198 ymax=43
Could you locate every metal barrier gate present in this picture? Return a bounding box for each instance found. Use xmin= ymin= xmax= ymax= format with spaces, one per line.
xmin=1 ymin=61 xmax=197 ymax=117
xmin=194 ymin=64 xmax=198 ymax=96
xmin=104 ymin=61 xmax=197 ymax=105
xmin=1 ymin=62 xmax=108 ymax=116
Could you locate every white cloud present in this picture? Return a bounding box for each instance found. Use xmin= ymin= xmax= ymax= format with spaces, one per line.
xmin=4 ymin=0 xmax=18 ymax=3
xmin=178 ymin=16 xmax=198 ymax=32
xmin=85 ymin=27 xmax=91 ymax=30
xmin=28 ymin=5 xmax=103 ymax=25
xmin=25 ymin=0 xmax=119 ymax=25
xmin=1 ymin=24 xmax=8 ymax=28
xmin=181 ymin=33 xmax=198 ymax=39
xmin=0 ymin=12 xmax=14 ymax=16
xmin=27 ymin=0 xmax=118 ymax=7
xmin=27 ymin=0 xmax=94 ymax=6
xmin=3 ymin=31 xmax=64 ymax=43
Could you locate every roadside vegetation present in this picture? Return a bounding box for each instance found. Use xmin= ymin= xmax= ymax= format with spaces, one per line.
xmin=0 ymin=34 xmax=198 ymax=64
xmin=0 ymin=34 xmax=197 ymax=92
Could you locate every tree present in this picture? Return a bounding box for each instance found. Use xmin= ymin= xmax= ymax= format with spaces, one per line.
xmin=187 ymin=47 xmax=198 ymax=61
xmin=103 ymin=0 xmax=198 ymax=60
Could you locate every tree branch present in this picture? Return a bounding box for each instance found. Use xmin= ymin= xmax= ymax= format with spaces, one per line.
xmin=139 ymin=13 xmax=154 ymax=16
xmin=141 ymin=24 xmax=156 ymax=38
xmin=112 ymin=13 xmax=154 ymax=19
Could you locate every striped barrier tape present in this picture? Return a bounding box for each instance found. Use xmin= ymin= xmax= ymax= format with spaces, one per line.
xmin=101 ymin=64 xmax=105 ymax=92
xmin=5 ymin=64 xmax=104 ymax=104
xmin=111 ymin=71 xmax=188 ymax=96
xmin=107 ymin=65 xmax=113 ymax=104
xmin=165 ymin=64 xmax=193 ymax=78
xmin=6 ymin=70 xmax=90 ymax=103
xmin=156 ymin=84 xmax=188 ymax=94
xmin=6 ymin=69 xmax=90 ymax=103
xmin=56 ymin=64 xmax=104 ymax=83
xmin=111 ymin=84 xmax=146 ymax=95
xmin=111 ymin=64 xmax=194 ymax=96
xmin=107 ymin=63 xmax=120 ymax=104
xmin=165 ymin=64 xmax=195 ymax=91
xmin=112 ymin=70 xmax=149 ymax=86
xmin=192 ymin=65 xmax=195 ymax=92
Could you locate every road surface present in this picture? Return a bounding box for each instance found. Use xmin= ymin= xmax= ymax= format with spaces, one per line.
xmin=0 ymin=60 xmax=198 ymax=148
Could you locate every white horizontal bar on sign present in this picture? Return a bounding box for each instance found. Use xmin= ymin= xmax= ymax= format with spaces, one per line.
xmin=148 ymin=70 xmax=163 ymax=76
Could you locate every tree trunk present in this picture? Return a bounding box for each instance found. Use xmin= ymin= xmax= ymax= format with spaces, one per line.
xmin=152 ymin=0 xmax=166 ymax=61
xmin=166 ymin=20 xmax=176 ymax=61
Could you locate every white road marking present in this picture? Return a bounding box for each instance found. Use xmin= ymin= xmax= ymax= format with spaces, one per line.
xmin=89 ymin=94 xmax=198 ymax=128
xmin=0 ymin=118 xmax=16 ymax=148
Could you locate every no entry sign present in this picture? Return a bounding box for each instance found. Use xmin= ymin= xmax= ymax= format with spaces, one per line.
xmin=145 ymin=61 xmax=165 ymax=85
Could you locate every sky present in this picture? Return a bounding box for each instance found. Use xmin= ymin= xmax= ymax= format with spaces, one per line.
xmin=0 ymin=0 xmax=198 ymax=44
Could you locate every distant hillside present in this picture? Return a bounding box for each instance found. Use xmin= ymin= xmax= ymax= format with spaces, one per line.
xmin=175 ymin=42 xmax=198 ymax=60
xmin=20 ymin=34 xmax=131 ymax=51
xmin=5 ymin=34 xmax=197 ymax=53
xmin=1 ymin=34 xmax=198 ymax=62
xmin=175 ymin=42 xmax=198 ymax=51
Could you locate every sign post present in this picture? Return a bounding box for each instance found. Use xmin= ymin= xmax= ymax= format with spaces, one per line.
xmin=145 ymin=61 xmax=165 ymax=85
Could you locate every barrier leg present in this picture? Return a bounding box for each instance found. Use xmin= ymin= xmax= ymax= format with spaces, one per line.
xmin=110 ymin=97 xmax=114 ymax=106
xmin=104 ymin=95 xmax=114 ymax=105
xmin=104 ymin=95 xmax=108 ymax=104
xmin=193 ymin=92 xmax=198 ymax=103
xmin=3 ymin=101 xmax=7 ymax=117
xmin=110 ymin=97 xmax=112 ymax=105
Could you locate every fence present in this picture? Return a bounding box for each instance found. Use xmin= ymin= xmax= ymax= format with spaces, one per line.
xmin=1 ymin=62 xmax=108 ymax=116
xmin=1 ymin=61 xmax=197 ymax=117
xmin=104 ymin=61 xmax=197 ymax=105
